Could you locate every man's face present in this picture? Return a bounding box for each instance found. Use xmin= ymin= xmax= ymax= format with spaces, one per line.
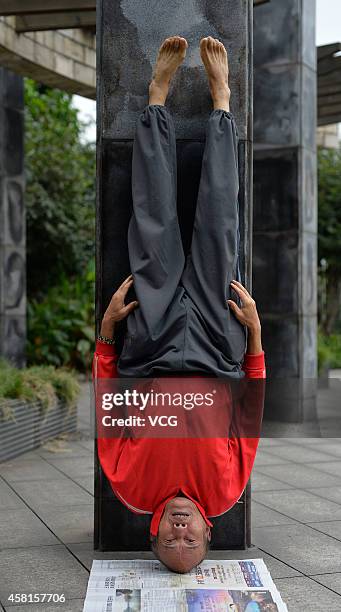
xmin=153 ymin=497 xmax=211 ymax=573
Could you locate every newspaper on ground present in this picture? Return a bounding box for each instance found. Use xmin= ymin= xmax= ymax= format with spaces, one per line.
xmin=83 ymin=558 xmax=288 ymax=611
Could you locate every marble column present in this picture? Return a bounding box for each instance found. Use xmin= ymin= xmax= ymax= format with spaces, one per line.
xmin=0 ymin=68 xmax=26 ymax=368
xmin=253 ymin=0 xmax=317 ymax=422
xmin=95 ymin=0 xmax=254 ymax=550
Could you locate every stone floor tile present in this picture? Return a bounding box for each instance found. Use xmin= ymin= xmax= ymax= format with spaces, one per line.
xmin=0 ymin=545 xmax=89 ymax=603
xmin=251 ymin=471 xmax=295 ymax=492
xmin=6 ymin=600 xmax=84 ymax=611
xmin=0 ymin=459 xmax=65 ymax=483
xmin=0 ymin=508 xmax=58 ymax=548
xmin=0 ymin=478 xmax=26 ymax=510
xmin=72 ymin=476 xmax=94 ymax=495
xmin=44 ymin=456 xmax=94 ymax=481
xmin=258 ymin=438 xmax=293 ymax=448
xmin=253 ymin=489 xmax=341 ymax=523
xmin=308 ymin=520 xmax=341 ymax=541
xmin=255 ymin=463 xmax=341 ymax=488
xmin=253 ymin=523 xmax=341 ymax=574
xmin=312 ymin=572 xmax=341 ymax=595
xmin=308 ymin=441 xmax=341 ymax=457
xmin=253 ymin=451 xmax=293 ymax=468
xmin=309 ymin=460 xmax=341 ymax=478
xmin=37 ymin=504 xmax=93 ymax=544
xmin=76 ymin=439 xmax=94 ymax=452
xmin=288 ymin=437 xmax=340 ymax=447
xmin=261 ymin=444 xmax=338 ymax=464
xmin=251 ymin=501 xmax=297 ymax=527
xmin=13 ymin=478 xmax=93 ymax=509
xmin=305 ymin=486 xmax=341 ymax=505
xmin=275 ymin=575 xmax=341 ymax=612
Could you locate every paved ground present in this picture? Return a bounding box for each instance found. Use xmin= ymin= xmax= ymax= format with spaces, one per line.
xmin=0 ymin=378 xmax=341 ymax=611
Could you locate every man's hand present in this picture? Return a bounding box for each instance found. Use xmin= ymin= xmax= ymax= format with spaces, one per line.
xmin=227 ymin=280 xmax=262 ymax=354
xmin=100 ymin=275 xmax=138 ymax=338
xmin=227 ymin=280 xmax=260 ymax=331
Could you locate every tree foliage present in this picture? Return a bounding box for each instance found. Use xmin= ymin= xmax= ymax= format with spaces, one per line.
xmin=24 ymin=80 xmax=95 ymax=299
xmin=318 ymin=145 xmax=341 ymax=334
xmin=318 ymin=146 xmax=341 ymax=269
xmin=27 ymin=259 xmax=95 ymax=372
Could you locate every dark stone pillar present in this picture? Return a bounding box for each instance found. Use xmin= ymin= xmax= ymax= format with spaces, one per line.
xmin=96 ymin=0 xmax=253 ymax=550
xmin=0 ymin=68 xmax=26 ymax=368
xmin=253 ymin=0 xmax=317 ymax=423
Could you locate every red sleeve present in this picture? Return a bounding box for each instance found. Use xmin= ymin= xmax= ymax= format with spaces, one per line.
xmin=226 ymin=351 xmax=266 ymax=509
xmin=92 ymin=339 xmax=118 ymax=379
xmin=242 ymin=351 xmax=266 ymax=379
xmin=92 ymin=340 xmax=125 ymax=487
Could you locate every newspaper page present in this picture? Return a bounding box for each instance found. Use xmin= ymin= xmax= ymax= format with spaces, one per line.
xmin=83 ymin=559 xmax=288 ymax=611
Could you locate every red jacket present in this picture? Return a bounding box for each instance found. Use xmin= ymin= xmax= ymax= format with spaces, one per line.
xmin=92 ymin=340 xmax=266 ymax=536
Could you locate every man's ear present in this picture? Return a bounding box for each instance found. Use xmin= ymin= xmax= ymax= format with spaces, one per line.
xmin=206 ymin=527 xmax=211 ymax=542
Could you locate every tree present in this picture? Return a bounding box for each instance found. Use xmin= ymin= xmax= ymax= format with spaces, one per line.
xmin=24 ymin=80 xmax=95 ymax=299
xmin=318 ymin=145 xmax=341 ymax=335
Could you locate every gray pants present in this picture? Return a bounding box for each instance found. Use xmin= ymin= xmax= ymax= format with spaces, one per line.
xmin=117 ymin=105 xmax=246 ymax=379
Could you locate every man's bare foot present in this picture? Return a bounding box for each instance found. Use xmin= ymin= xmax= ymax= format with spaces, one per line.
xmin=149 ymin=36 xmax=188 ymax=106
xmin=200 ymin=37 xmax=230 ymax=112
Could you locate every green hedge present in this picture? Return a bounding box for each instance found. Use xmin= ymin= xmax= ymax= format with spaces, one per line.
xmin=318 ymin=331 xmax=341 ymax=373
xmin=0 ymin=357 xmax=80 ymax=417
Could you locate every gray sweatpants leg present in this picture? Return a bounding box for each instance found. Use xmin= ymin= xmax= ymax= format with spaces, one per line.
xmin=118 ymin=105 xmax=187 ymax=376
xmin=117 ymin=105 xmax=246 ymax=378
xmin=180 ymin=109 xmax=247 ymax=374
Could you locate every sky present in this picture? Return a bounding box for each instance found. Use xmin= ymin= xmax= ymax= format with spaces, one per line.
xmin=73 ymin=0 xmax=341 ymax=142
xmin=316 ymin=0 xmax=341 ymax=45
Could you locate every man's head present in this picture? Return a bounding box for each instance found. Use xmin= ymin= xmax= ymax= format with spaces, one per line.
xmin=151 ymin=496 xmax=211 ymax=573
